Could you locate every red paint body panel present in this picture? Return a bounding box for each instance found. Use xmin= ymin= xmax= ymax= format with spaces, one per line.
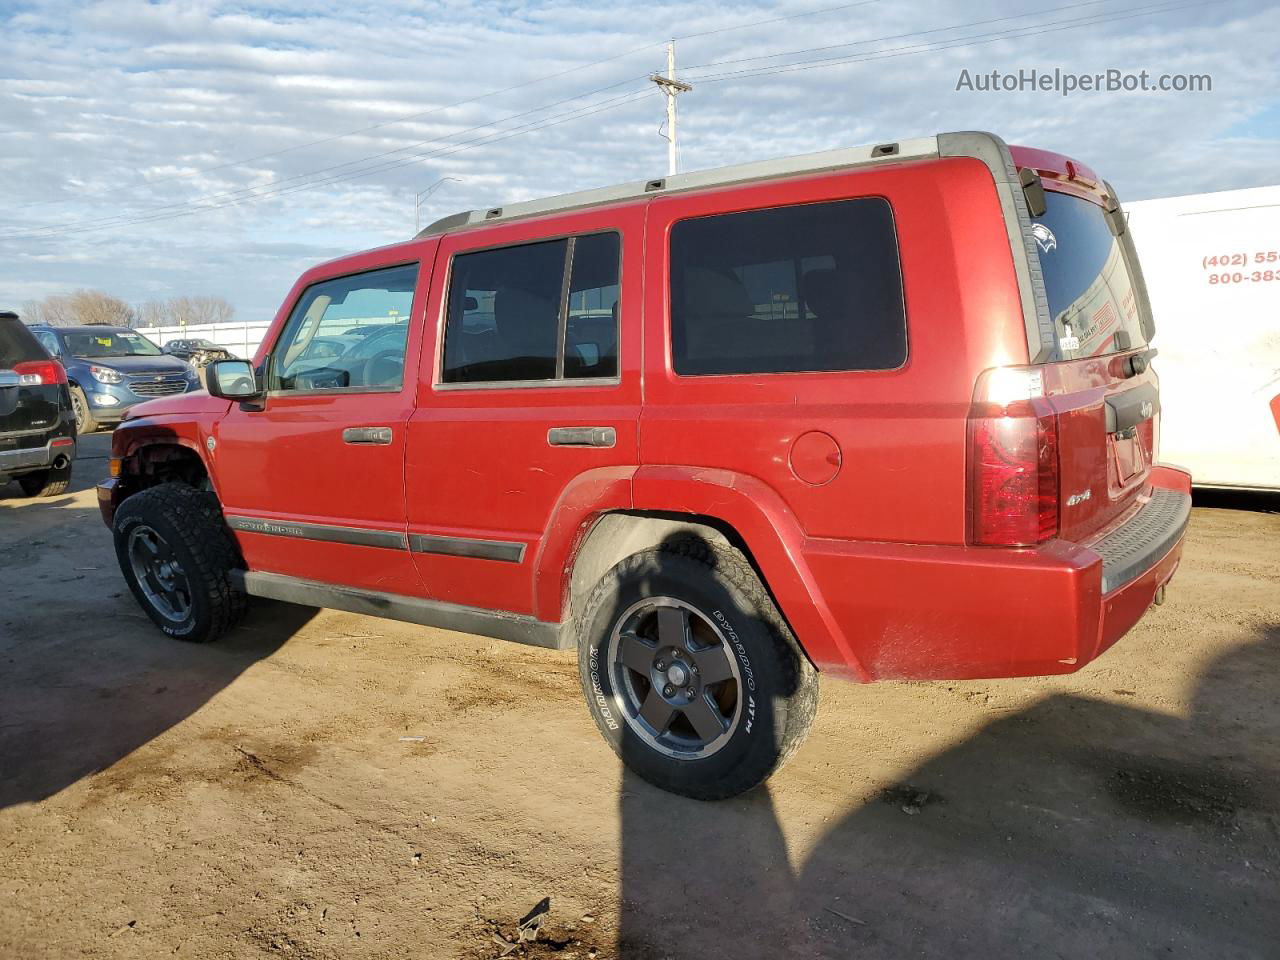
xmin=404 ymin=203 xmax=645 ymax=616
xmin=641 ymin=157 xmax=1030 ymax=548
xmin=100 ymin=137 xmax=1189 ymax=688
xmin=214 ymin=246 xmax=437 ymax=596
xmin=803 ymin=465 xmax=1189 ymax=681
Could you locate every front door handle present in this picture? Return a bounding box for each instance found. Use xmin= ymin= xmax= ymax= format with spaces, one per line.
xmin=547 ymin=426 xmax=616 ymax=448
xmin=343 ymin=426 xmax=393 ymax=445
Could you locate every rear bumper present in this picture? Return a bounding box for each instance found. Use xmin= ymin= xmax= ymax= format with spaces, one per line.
xmin=801 ymin=465 xmax=1192 ymax=681
xmin=0 ymin=435 xmax=75 ymax=478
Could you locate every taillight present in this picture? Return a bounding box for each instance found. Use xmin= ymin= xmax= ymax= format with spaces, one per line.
xmin=13 ymin=359 xmax=68 ymax=386
xmin=967 ymin=367 xmax=1059 ymax=547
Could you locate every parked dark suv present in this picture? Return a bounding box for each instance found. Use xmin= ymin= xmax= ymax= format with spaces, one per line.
xmin=29 ymin=325 xmax=200 ymax=434
xmin=0 ymin=311 xmax=75 ymax=496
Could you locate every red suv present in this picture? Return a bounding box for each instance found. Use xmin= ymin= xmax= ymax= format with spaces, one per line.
xmin=99 ymin=131 xmax=1190 ymax=800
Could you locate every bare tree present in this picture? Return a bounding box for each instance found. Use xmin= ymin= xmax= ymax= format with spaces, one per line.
xmin=166 ymin=295 xmax=235 ymax=327
xmin=26 ymin=291 xmax=233 ymax=328
xmin=21 ymin=296 xmax=74 ymax=326
xmin=22 ymin=290 xmax=134 ymax=326
xmin=135 ymin=300 xmax=168 ymax=328
xmin=67 ymin=289 xmax=135 ymax=326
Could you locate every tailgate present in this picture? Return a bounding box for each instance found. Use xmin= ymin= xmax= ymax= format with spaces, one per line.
xmin=1028 ymin=182 xmax=1160 ymax=542
xmin=0 ymin=317 xmax=63 ymax=439
xmin=1051 ymin=358 xmax=1160 ymax=541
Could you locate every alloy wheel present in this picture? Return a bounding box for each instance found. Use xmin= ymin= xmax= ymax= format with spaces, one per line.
xmin=126 ymin=524 xmax=193 ymax=622
xmin=606 ymin=597 xmax=742 ymax=760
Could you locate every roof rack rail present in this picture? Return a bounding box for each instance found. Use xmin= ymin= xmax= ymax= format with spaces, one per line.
xmin=416 ymin=135 xmax=941 ymax=238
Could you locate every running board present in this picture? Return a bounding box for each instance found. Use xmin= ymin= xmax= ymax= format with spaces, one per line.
xmin=229 ymin=570 xmax=569 ymax=650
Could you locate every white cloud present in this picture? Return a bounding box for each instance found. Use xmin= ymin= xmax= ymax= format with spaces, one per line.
xmin=2 ymin=0 xmax=1278 ymax=320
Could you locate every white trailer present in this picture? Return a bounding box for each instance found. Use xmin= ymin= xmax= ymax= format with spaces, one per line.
xmin=1125 ymin=185 xmax=1280 ymax=491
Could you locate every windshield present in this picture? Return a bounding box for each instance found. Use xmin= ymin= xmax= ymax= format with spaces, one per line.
xmin=1033 ymin=189 xmax=1149 ymax=358
xmin=62 ymin=330 xmax=163 ymax=358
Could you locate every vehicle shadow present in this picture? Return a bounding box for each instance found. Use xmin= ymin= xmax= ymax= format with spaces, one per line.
xmin=0 ymin=452 xmax=317 ymax=810
xmin=0 ymin=597 xmax=316 ymax=811
xmin=613 ymin=537 xmax=1280 ymax=958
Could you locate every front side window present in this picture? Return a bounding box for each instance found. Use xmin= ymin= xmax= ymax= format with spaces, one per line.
xmin=1033 ymin=189 xmax=1148 ymax=357
xmin=271 ymin=263 xmax=418 ymax=393
xmin=670 ymin=198 xmax=906 ymax=375
xmin=442 ymin=231 xmax=621 ymax=384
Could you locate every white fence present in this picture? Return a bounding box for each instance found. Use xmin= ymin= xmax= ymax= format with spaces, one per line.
xmin=135 ymin=321 xmax=272 ymax=359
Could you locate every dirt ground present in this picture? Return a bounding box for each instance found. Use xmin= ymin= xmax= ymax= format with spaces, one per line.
xmin=1 ymin=434 xmax=1277 ymax=960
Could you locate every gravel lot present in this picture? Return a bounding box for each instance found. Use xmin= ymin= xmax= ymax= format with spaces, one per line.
xmin=2 ymin=433 xmax=1277 ymax=959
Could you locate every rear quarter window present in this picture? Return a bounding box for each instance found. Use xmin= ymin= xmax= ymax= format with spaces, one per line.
xmin=1034 ymin=189 xmax=1147 ymax=357
xmin=669 ymin=197 xmax=906 ymax=376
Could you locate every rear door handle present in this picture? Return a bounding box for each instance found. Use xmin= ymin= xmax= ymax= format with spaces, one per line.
xmin=343 ymin=426 xmax=393 ymax=445
xmin=547 ymin=426 xmax=616 ymax=448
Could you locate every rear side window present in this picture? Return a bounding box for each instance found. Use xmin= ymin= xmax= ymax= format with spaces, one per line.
xmin=670 ymin=198 xmax=906 ymax=376
xmin=1034 ymin=190 xmax=1148 ymax=357
xmin=442 ymin=232 xmax=620 ymax=384
xmin=0 ymin=319 xmax=48 ymax=368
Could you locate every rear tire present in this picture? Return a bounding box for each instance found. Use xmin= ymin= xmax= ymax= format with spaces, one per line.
xmin=576 ymin=537 xmax=818 ymax=801
xmin=113 ymin=483 xmax=247 ymax=642
xmin=17 ymin=462 xmax=72 ymax=498
xmin=70 ymin=385 xmax=97 ymax=435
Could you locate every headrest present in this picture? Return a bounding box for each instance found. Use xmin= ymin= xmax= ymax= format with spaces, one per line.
xmin=802 ymin=268 xmax=847 ymax=319
xmin=682 ymin=267 xmax=753 ymax=318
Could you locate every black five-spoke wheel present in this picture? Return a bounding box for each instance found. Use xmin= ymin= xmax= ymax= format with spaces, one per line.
xmin=609 ymin=598 xmax=742 ymax=759
xmin=126 ymin=523 xmax=194 ymax=622
xmin=577 ymin=537 xmax=818 ymax=801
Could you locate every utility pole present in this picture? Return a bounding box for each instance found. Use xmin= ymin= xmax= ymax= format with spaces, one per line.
xmin=415 ymin=176 xmax=461 ymax=234
xmin=650 ymin=40 xmax=692 ymax=176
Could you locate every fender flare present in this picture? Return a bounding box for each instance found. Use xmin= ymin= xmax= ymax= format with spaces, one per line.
xmin=540 ymin=463 xmax=866 ymax=678
xmin=114 ymin=418 xmax=220 ymax=497
xmin=532 ymin=465 xmax=636 ymax=622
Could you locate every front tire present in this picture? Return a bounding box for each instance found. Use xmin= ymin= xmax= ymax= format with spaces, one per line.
xmin=113 ymin=483 xmax=247 ymax=642
xmin=577 ymin=538 xmax=818 ymax=801
xmin=70 ymin=385 xmax=97 ymax=435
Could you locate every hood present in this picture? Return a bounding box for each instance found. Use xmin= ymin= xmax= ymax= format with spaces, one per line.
xmin=122 ymin=389 xmax=231 ymax=422
xmin=71 ymin=354 xmax=192 ymax=375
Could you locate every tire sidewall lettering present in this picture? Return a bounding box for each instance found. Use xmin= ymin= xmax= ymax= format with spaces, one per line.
xmin=587 ymin=643 xmax=619 ymax=731
xmin=711 ymin=608 xmax=757 ymax=694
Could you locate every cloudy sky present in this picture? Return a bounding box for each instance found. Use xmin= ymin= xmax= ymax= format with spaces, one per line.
xmin=2 ymin=0 xmax=1278 ymax=323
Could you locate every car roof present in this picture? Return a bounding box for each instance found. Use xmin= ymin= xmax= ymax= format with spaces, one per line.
xmin=40 ymin=325 xmax=136 ymax=333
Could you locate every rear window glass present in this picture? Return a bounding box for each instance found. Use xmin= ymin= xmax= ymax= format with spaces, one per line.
xmin=0 ymin=318 xmax=48 ymax=368
xmin=669 ymin=198 xmax=906 ymax=376
xmin=1034 ymin=189 xmax=1147 ymax=357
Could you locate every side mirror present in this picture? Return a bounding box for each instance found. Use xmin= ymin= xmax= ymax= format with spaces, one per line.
xmin=206 ymin=359 xmax=262 ymax=400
